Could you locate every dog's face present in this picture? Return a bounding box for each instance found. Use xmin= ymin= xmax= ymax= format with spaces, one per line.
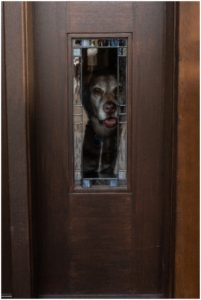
xmin=89 ymin=75 xmax=120 ymax=136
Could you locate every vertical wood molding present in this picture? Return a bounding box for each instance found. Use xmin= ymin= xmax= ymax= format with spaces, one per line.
xmin=2 ymin=3 xmax=12 ymax=296
xmin=3 ymin=2 xmax=33 ymax=297
xmin=175 ymin=2 xmax=199 ymax=298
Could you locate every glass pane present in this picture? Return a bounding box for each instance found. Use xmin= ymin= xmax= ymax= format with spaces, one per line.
xmin=72 ymin=38 xmax=128 ymax=188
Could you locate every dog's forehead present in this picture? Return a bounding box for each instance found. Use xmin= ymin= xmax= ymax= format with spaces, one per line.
xmin=92 ymin=75 xmax=117 ymax=89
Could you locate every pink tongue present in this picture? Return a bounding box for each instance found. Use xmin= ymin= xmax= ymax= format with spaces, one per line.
xmin=103 ymin=118 xmax=117 ymax=128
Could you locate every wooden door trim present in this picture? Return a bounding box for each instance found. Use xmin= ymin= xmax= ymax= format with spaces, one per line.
xmin=160 ymin=3 xmax=179 ymax=297
xmin=67 ymin=32 xmax=132 ymax=193
xmin=174 ymin=2 xmax=199 ymax=298
xmin=2 ymin=2 xmax=34 ymax=297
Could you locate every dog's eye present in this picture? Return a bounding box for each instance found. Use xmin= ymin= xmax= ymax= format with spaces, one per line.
xmin=113 ymin=86 xmax=123 ymax=96
xmin=113 ymin=87 xmax=118 ymax=95
xmin=93 ymin=87 xmax=103 ymax=95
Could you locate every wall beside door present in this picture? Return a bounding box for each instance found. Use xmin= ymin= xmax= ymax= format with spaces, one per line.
xmin=2 ymin=2 xmax=199 ymax=298
xmin=174 ymin=2 xmax=199 ymax=298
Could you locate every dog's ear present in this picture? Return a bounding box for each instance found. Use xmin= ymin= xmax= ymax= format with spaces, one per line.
xmin=83 ymin=71 xmax=94 ymax=87
xmin=82 ymin=72 xmax=94 ymax=117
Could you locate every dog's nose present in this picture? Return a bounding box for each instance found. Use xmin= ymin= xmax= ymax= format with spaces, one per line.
xmin=103 ymin=101 xmax=116 ymax=114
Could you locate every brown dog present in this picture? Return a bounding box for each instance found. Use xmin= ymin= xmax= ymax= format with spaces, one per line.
xmin=82 ymin=73 xmax=120 ymax=181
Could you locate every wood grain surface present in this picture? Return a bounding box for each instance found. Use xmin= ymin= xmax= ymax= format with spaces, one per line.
xmin=2 ymin=2 xmax=33 ymax=297
xmin=175 ymin=2 xmax=199 ymax=298
xmin=32 ymin=2 xmax=176 ymax=296
xmin=4 ymin=2 xmax=197 ymax=298
xmin=2 ymin=4 xmax=12 ymax=296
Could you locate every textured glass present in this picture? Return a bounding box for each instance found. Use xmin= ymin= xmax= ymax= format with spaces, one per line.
xmin=72 ymin=38 xmax=128 ymax=188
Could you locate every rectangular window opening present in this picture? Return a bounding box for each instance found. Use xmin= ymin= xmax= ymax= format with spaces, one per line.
xmin=72 ymin=38 xmax=128 ymax=189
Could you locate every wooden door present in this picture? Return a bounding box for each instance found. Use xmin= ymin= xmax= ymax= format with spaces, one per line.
xmin=3 ymin=2 xmax=178 ymax=298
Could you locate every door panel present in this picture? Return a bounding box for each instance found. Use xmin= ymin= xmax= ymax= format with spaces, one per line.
xmin=31 ymin=2 xmax=176 ymax=297
xmin=68 ymin=194 xmax=132 ymax=294
xmin=66 ymin=2 xmax=134 ymax=33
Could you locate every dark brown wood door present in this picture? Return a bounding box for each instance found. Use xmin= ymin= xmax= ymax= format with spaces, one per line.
xmin=31 ymin=2 xmax=176 ymax=297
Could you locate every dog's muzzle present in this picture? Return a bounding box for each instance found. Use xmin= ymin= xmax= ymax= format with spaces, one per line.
xmin=103 ymin=101 xmax=116 ymax=114
xmin=102 ymin=101 xmax=118 ymax=128
xmin=103 ymin=117 xmax=117 ymax=128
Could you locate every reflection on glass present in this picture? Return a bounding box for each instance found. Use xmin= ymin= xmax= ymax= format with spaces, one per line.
xmin=73 ymin=38 xmax=128 ymax=188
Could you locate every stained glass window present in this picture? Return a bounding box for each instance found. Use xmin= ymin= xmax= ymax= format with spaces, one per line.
xmin=72 ymin=38 xmax=127 ymax=188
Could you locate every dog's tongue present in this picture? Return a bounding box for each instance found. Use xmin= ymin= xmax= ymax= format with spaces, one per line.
xmin=103 ymin=118 xmax=117 ymax=128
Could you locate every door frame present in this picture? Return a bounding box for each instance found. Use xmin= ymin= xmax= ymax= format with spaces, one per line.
xmin=2 ymin=2 xmax=199 ymax=298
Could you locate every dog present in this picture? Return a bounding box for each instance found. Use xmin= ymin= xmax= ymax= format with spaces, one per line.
xmin=82 ymin=72 xmax=120 ymax=181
